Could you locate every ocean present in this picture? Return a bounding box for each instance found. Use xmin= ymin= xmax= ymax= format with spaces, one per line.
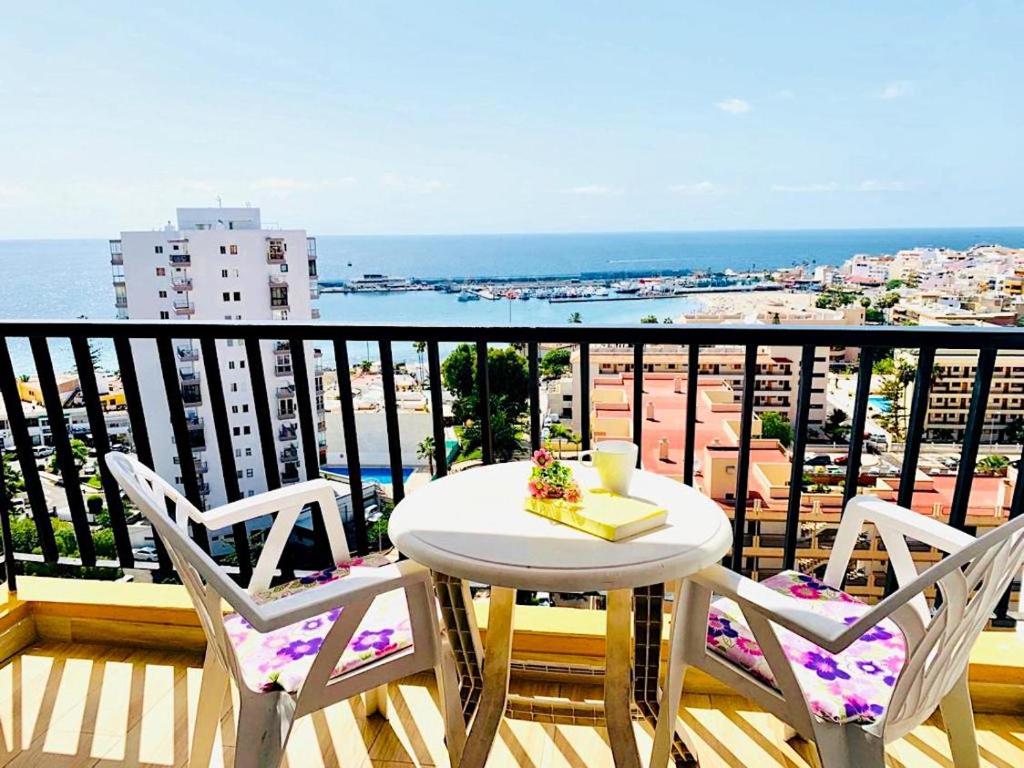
xmin=2 ymin=226 xmax=1023 ymax=372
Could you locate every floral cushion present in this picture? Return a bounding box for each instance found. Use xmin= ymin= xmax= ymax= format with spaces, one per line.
xmin=706 ymin=571 xmax=906 ymax=725
xmin=225 ymin=556 xmax=412 ymax=693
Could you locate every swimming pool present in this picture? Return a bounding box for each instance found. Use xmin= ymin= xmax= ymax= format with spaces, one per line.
xmin=322 ymin=465 xmax=415 ymax=484
xmin=868 ymin=395 xmax=891 ymax=413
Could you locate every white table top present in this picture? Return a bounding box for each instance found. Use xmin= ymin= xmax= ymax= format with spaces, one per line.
xmin=388 ymin=461 xmax=732 ymax=591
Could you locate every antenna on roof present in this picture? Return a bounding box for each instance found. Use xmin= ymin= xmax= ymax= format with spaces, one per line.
xmin=217 ymin=195 xmax=222 ymax=208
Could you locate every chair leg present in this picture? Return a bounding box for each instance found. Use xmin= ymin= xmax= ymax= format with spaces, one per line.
xmin=434 ymin=634 xmax=468 ymax=766
xmin=191 ymin=648 xmax=230 ymax=768
xmin=362 ymin=684 xmax=390 ymax=720
xmin=940 ymin=670 xmax=981 ymax=768
xmin=811 ymin=723 xmax=886 ymax=768
xmin=233 ymin=691 xmax=297 ymax=768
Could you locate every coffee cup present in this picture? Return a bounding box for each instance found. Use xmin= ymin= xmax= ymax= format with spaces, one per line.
xmin=580 ymin=440 xmax=638 ymax=495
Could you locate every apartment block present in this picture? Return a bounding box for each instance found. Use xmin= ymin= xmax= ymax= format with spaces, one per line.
xmin=110 ymin=207 xmax=326 ymax=516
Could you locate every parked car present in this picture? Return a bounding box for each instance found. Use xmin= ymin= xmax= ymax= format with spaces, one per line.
xmin=33 ymin=445 xmax=54 ymax=459
xmin=833 ymin=454 xmax=849 ymax=465
xmin=133 ymin=546 xmax=160 ymax=562
xmin=805 ymin=454 xmax=831 ymax=466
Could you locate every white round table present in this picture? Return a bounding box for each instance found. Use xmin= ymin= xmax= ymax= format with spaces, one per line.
xmin=389 ymin=461 xmax=731 ymax=768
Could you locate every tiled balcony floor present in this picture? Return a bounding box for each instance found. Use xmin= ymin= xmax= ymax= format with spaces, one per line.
xmin=1 ymin=642 xmax=1023 ymax=767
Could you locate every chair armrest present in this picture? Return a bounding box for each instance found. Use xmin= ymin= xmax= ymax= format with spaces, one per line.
xmin=823 ymin=496 xmax=975 ymax=589
xmin=233 ymin=559 xmax=431 ymax=634
xmin=692 ymin=565 xmax=886 ymax=656
xmin=190 ymin=479 xmax=338 ymax=529
xmin=844 ymin=497 xmax=975 ymax=552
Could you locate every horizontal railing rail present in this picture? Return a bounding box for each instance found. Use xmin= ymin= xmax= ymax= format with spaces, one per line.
xmin=0 ymin=319 xmax=1020 ymax=625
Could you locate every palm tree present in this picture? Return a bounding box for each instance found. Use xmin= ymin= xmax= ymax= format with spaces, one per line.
xmin=567 ymin=311 xmax=582 ymax=324
xmin=412 ymin=341 xmax=427 ymax=390
xmin=417 ymin=436 xmax=436 ymax=475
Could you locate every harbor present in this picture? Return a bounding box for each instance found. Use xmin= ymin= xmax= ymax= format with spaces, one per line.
xmin=320 ymin=270 xmax=784 ymax=303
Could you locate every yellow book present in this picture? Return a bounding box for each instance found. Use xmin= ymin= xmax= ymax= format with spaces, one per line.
xmin=524 ymin=487 xmax=667 ymax=541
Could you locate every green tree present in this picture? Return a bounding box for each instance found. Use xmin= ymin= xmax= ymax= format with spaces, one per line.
xmin=460 ymin=409 xmax=522 ymax=462
xmin=876 ymin=362 xmax=916 ymax=440
xmin=2 ymin=453 xmax=25 ymax=494
xmin=412 ymin=341 xmax=427 ymax=389
xmin=976 ymin=454 xmax=1010 ymax=474
xmin=416 ymin=435 xmax=436 ymax=475
xmin=540 ymin=348 xmax=571 ymax=379
xmin=824 ymin=408 xmax=850 ymax=443
xmin=49 ymin=439 xmax=89 ymax=474
xmin=640 ymin=314 xmax=658 ymax=324
xmin=93 ymin=529 xmax=117 ymax=559
xmin=662 ymin=317 xmax=674 ymax=324
xmin=875 ymin=292 xmax=900 ymax=309
xmin=760 ymin=411 xmax=793 ymax=448
xmin=567 ymin=311 xmax=582 ymax=324
xmin=442 ymin=344 xmax=529 ymax=425
xmin=865 ymin=308 xmax=885 ymax=323
xmin=358 ymin=359 xmax=372 ymax=374
xmin=1002 ymin=416 xmax=1024 ymax=444
xmin=885 ymin=279 xmax=905 ymax=290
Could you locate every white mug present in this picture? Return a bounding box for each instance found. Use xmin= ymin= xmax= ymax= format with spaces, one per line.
xmin=580 ymin=440 xmax=638 ymax=495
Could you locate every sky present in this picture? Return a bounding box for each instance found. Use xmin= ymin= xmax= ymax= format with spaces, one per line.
xmin=1 ymin=2 xmax=1022 ymax=238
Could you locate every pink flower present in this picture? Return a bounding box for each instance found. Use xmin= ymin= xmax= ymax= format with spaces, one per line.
xmin=533 ymin=448 xmax=553 ymax=467
xmin=528 ymin=480 xmax=544 ymax=499
xmin=735 ymin=637 xmax=762 ymax=657
xmin=564 ymin=486 xmax=581 ymax=503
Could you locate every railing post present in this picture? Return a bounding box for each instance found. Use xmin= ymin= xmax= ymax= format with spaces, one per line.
xmin=632 ymin=344 xmax=644 ymax=468
xmin=730 ymin=345 xmax=758 ymax=573
xmin=782 ymin=345 xmax=816 ymax=571
xmin=842 ymin=347 xmax=876 ymax=510
xmin=333 ymin=339 xmax=368 ymax=554
xmin=476 ymin=341 xmax=493 ymax=464
xmin=683 ymin=344 xmax=699 ymax=486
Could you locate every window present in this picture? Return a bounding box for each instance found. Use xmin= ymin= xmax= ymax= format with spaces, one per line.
xmin=236 ymin=470 xmax=243 ymax=479
xmin=241 ymin=404 xmax=249 ymax=413
xmin=239 ymin=359 xmax=246 ymax=369
xmin=245 ymin=447 xmax=253 ymax=456
xmin=232 ymin=426 xmax=241 ymax=436
xmin=158 ymin=290 xmax=167 ymax=298
xmin=231 ymin=405 xmax=238 ymax=413
xmin=156 ymin=267 xmax=166 ymax=276
xmin=230 ymin=383 xmax=239 ymax=392
xmin=220 ymin=246 xmax=227 ymax=254
xmin=248 ymin=490 xmax=255 ymax=497
xmin=226 ymin=339 xmax=234 ymax=347
xmin=281 ymin=263 xmax=289 ymax=272
xmin=246 ymin=469 xmax=254 ymax=478
xmin=233 ymin=291 xmax=241 ymax=301
xmin=228 ymin=361 xmax=235 ymax=370
xmin=223 ymin=292 xmax=230 ymax=302
xmin=243 ymin=425 xmax=251 ymax=435
xmin=221 ymin=269 xmax=229 ymax=277
xmin=159 ymin=311 xmax=169 ymax=320
xmin=230 ymin=245 xmax=238 ymax=255
xmin=155 ymin=246 xmax=164 ymax=254
xmin=235 ymin=448 xmax=241 ymax=458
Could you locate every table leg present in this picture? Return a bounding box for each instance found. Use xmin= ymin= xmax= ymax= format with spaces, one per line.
xmin=651 ymin=580 xmax=700 ymax=767
xmin=605 ymin=588 xmax=641 ymax=768
xmin=461 ymin=585 xmax=516 ymax=768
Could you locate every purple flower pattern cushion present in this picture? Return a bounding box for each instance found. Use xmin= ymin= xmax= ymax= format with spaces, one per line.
xmin=705 ymin=570 xmax=906 ymax=725
xmin=224 ymin=556 xmax=413 ymax=693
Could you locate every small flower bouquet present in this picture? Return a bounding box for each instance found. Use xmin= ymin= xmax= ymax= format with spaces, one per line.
xmin=527 ymin=448 xmax=581 ymax=503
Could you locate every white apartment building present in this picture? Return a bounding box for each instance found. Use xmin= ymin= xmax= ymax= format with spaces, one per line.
xmin=110 ymin=207 xmax=325 ymax=519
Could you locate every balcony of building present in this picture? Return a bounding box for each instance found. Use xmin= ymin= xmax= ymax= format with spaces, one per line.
xmin=172 ymin=299 xmax=195 ymax=316
xmin=0 ymin=319 xmax=1022 ymax=768
xmin=311 ymin=307 xmax=321 ymax=319
xmin=266 ymin=237 xmax=286 ymax=263
xmin=307 ymin=236 xmax=317 ymax=258
xmin=280 ymin=444 xmax=299 ymax=463
xmin=176 ymin=343 xmax=199 ymax=362
xmin=171 ymin=274 xmax=193 ymax=292
xmin=278 ymin=423 xmax=297 ymax=442
xmin=168 ymin=242 xmax=191 ymax=266
xmin=108 ymin=239 xmax=123 ymax=264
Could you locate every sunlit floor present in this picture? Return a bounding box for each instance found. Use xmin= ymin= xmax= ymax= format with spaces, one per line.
xmin=1 ymin=642 xmax=1024 ymax=767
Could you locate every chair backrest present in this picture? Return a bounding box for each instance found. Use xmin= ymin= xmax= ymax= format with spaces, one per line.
xmin=885 ymin=511 xmax=1024 ymax=736
xmin=105 ymin=452 xmax=248 ymax=681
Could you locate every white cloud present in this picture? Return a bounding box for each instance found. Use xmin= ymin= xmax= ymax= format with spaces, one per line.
xmin=250 ymin=177 xmax=357 ymax=195
xmin=771 ymin=182 xmax=839 ymax=193
xmin=715 ymin=98 xmax=752 ymax=114
xmin=668 ymin=181 xmax=727 ymax=196
xmin=0 ymin=183 xmax=29 ymax=200
xmin=878 ymin=81 xmax=911 ymax=100
xmin=857 ymin=179 xmax=911 ymax=192
xmin=380 ymin=173 xmax=446 ymax=193
xmin=564 ymin=184 xmax=624 ymax=196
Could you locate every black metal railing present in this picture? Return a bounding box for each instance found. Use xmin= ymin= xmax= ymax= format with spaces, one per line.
xmin=0 ymin=320 xmax=1021 ymax=625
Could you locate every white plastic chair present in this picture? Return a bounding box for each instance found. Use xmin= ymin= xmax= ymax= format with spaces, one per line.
xmin=105 ymin=452 xmax=466 ymax=768
xmin=654 ymin=495 xmax=1024 ymax=768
